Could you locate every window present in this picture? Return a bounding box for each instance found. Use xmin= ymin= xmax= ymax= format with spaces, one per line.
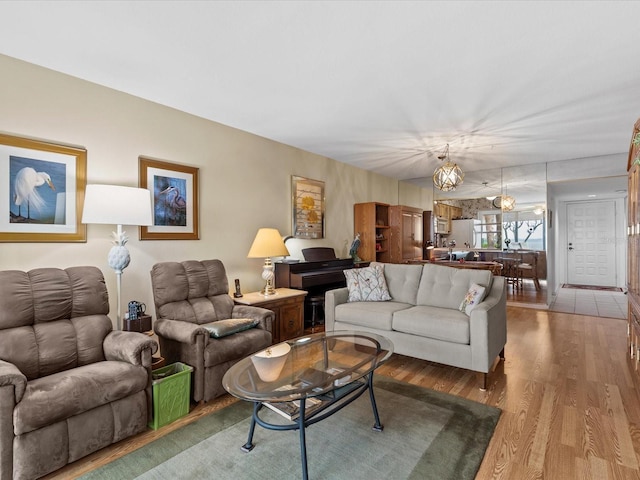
xmin=477 ymin=211 xmax=502 ymax=249
xmin=502 ymin=210 xmax=546 ymax=250
xmin=476 ymin=209 xmax=546 ymax=250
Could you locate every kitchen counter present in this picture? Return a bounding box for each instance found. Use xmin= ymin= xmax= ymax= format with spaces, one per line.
xmin=429 ymin=248 xmax=547 ymax=279
xmin=409 ymin=259 xmax=503 ymax=276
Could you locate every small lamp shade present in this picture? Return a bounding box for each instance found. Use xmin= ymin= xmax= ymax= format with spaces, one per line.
xmin=247 ymin=228 xmax=290 ymax=258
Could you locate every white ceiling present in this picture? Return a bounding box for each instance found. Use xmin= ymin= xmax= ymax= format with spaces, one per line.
xmin=0 ymin=1 xmax=638 ymax=197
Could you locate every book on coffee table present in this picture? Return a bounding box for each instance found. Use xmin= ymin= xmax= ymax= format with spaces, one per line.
xmin=263 ymin=395 xmax=325 ymax=421
xmin=262 ymin=380 xmax=362 ymax=421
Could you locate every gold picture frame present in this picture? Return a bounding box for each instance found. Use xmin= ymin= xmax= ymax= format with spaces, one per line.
xmin=139 ymin=157 xmax=199 ymax=240
xmin=1 ymin=133 xmax=87 ymax=242
xmin=292 ymin=176 xmax=325 ymax=239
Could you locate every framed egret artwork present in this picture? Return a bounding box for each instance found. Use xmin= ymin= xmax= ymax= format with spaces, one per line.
xmin=292 ymin=176 xmax=325 ymax=239
xmin=138 ymin=157 xmax=199 ymax=240
xmin=0 ymin=133 xmax=87 ymax=242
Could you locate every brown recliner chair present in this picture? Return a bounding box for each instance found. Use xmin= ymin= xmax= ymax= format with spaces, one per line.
xmin=0 ymin=266 xmax=158 ymax=480
xmin=150 ymin=259 xmax=274 ymax=403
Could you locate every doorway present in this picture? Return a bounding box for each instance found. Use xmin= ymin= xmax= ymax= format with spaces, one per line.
xmin=566 ymin=200 xmax=617 ymax=287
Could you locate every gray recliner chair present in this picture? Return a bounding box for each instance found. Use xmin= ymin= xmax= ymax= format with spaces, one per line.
xmin=0 ymin=266 xmax=158 ymax=480
xmin=150 ymin=259 xmax=274 ymax=403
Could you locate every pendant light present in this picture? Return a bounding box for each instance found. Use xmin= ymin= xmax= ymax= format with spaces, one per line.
xmin=433 ymin=144 xmax=464 ymax=191
xmin=500 ymin=185 xmax=516 ymax=212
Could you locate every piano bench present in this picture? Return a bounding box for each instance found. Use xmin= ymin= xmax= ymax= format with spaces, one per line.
xmin=308 ymin=295 xmax=325 ymax=333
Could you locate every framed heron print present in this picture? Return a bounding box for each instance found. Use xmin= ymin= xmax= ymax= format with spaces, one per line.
xmin=139 ymin=157 xmax=199 ymax=240
xmin=292 ymin=175 xmax=325 ymax=239
xmin=1 ymin=132 xmax=87 ymax=242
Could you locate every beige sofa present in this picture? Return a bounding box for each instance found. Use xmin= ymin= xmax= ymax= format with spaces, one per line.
xmin=325 ymin=262 xmax=507 ymax=389
xmin=0 ymin=267 xmax=157 ymax=480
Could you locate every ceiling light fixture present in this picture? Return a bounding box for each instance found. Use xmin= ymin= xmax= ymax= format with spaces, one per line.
xmin=500 ymin=193 xmax=516 ymax=212
xmin=482 ymin=181 xmax=497 ymax=200
xmin=433 ymin=144 xmax=464 ymax=192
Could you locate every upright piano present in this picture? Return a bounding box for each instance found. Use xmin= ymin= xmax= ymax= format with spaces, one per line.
xmin=274 ymin=254 xmax=356 ymax=328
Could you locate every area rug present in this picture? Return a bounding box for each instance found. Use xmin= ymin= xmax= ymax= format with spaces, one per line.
xmin=80 ymin=378 xmax=500 ymax=480
xmin=562 ymin=284 xmax=623 ymax=292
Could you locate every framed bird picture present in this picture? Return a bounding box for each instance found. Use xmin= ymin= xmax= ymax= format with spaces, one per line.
xmin=0 ymin=132 xmax=87 ymax=242
xmin=138 ymin=157 xmax=199 ymax=240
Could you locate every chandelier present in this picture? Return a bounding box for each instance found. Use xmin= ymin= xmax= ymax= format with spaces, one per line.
xmin=433 ymin=144 xmax=464 ymax=191
xmin=499 ymin=183 xmax=516 ymax=211
xmin=500 ymin=194 xmax=516 ymax=211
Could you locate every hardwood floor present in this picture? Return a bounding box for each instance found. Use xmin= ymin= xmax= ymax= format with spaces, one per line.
xmin=45 ymin=302 xmax=640 ymax=480
xmin=506 ymin=278 xmax=548 ymax=306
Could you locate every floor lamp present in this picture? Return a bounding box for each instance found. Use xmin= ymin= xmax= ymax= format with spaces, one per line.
xmin=82 ymin=184 xmax=153 ymax=330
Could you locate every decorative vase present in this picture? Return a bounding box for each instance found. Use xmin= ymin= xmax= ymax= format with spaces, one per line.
xmin=251 ymin=342 xmax=291 ymax=382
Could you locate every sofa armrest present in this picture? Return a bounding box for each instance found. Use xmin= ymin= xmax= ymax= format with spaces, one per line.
xmin=325 ymin=287 xmax=349 ymax=331
xmin=469 ymin=276 xmax=507 ymax=373
xmin=232 ymin=305 xmax=275 ymax=334
xmin=154 ymin=318 xmax=209 ymax=345
xmin=0 ymin=360 xmax=26 ymax=403
xmin=103 ymin=331 xmax=158 ymax=367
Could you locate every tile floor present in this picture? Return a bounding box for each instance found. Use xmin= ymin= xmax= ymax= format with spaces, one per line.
xmin=548 ymin=286 xmax=628 ymax=319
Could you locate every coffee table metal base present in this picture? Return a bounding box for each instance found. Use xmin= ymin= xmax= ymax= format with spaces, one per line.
xmin=241 ymin=372 xmax=383 ymax=480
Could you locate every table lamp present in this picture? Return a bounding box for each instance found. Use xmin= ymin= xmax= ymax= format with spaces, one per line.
xmin=247 ymin=228 xmax=290 ymax=296
xmin=82 ymin=184 xmax=153 ymax=330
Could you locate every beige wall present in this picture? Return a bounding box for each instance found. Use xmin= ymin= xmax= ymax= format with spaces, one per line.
xmin=0 ymin=54 xmax=432 ymax=324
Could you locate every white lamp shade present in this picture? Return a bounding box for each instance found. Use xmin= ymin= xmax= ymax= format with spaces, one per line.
xmin=82 ymin=184 xmax=153 ymax=226
xmin=247 ymin=228 xmax=290 ymax=258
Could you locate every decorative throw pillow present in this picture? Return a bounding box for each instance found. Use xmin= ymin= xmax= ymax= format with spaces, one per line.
xmin=343 ymin=264 xmax=392 ymax=302
xmin=204 ymin=318 xmax=259 ymax=338
xmin=459 ymin=283 xmax=486 ymax=315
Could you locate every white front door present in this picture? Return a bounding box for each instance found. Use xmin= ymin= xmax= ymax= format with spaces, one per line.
xmin=566 ymin=200 xmax=617 ymax=286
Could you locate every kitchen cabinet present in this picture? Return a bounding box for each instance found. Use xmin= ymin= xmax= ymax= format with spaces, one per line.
xmin=450 ymin=206 xmax=463 ymax=220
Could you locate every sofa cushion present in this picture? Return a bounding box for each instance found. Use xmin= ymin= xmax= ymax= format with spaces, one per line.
xmin=415 ymin=264 xmax=492 ymax=310
xmin=203 ymin=318 xmax=259 ymax=338
xmin=344 ymin=265 xmax=391 ymax=302
xmin=459 ymin=283 xmax=487 ymax=315
xmin=392 ymin=305 xmax=470 ymax=344
xmin=334 ymin=301 xmax=412 ymax=331
xmin=373 ymin=262 xmax=423 ymax=305
xmin=13 ymin=361 xmax=148 ymax=435
xmin=151 ymin=260 xmax=235 ymax=325
xmin=0 ymin=316 xmax=112 ymax=381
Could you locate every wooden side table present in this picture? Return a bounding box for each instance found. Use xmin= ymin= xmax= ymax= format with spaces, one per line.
xmin=144 ymin=331 xmax=165 ymax=370
xmin=233 ymin=288 xmax=307 ymax=343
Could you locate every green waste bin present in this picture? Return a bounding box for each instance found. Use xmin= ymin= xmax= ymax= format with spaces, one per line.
xmin=149 ymin=362 xmax=193 ymax=430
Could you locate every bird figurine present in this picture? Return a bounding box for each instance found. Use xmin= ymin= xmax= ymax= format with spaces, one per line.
xmin=349 ymin=233 xmax=362 ymax=262
xmin=13 ymin=167 xmax=55 ymax=220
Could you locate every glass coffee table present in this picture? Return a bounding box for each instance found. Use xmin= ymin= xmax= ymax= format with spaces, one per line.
xmin=222 ymin=330 xmax=393 ymax=480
